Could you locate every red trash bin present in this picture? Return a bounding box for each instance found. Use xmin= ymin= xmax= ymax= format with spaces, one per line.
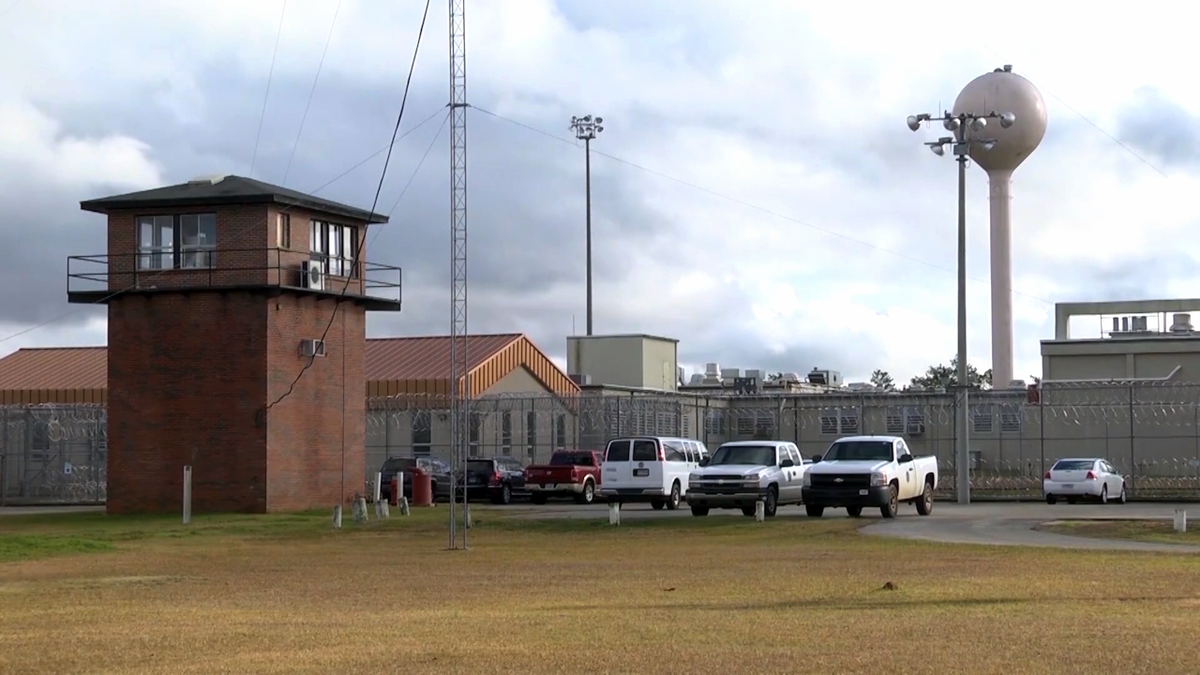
xmin=410 ymin=466 xmax=433 ymax=507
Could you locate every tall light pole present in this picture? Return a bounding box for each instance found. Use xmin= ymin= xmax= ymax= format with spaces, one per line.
xmin=906 ymin=109 xmax=1016 ymax=505
xmin=570 ymin=114 xmax=603 ymax=336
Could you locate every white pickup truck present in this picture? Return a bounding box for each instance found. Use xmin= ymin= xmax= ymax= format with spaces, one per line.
xmin=800 ymin=435 xmax=937 ymax=519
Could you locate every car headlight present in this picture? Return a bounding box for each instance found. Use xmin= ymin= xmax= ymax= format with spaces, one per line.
xmin=742 ymin=478 xmax=760 ymax=489
xmin=688 ymin=473 xmax=702 ymax=483
xmin=870 ymin=472 xmax=888 ymax=487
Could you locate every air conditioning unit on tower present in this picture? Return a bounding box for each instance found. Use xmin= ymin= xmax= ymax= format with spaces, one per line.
xmin=301 ymin=260 xmax=325 ymax=291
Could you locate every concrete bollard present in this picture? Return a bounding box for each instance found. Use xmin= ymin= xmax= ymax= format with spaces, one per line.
xmin=400 ymin=497 xmax=411 ymax=516
xmin=182 ymin=465 xmax=193 ymax=525
xmin=608 ymin=502 xmax=621 ymax=526
xmin=352 ymin=496 xmax=368 ymax=523
xmin=1174 ymin=509 xmax=1188 ymax=533
xmin=333 ymin=504 xmax=343 ymax=529
xmin=755 ymin=500 xmax=765 ymax=522
xmin=379 ymin=500 xmax=390 ymax=518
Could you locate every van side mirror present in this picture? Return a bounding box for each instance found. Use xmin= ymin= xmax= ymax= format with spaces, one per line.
xmin=898 ymin=453 xmax=913 ymax=464
xmin=780 ymin=458 xmax=795 ymax=468
xmin=811 ymin=454 xmax=822 ymax=463
xmin=699 ymin=457 xmax=710 ymax=467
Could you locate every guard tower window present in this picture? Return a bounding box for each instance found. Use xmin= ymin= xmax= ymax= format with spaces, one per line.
xmin=137 ymin=214 xmax=216 ymax=270
xmin=309 ymin=220 xmax=358 ymax=278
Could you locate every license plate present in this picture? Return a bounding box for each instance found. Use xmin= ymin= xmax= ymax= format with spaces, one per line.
xmin=633 ymin=468 xmax=649 ymax=477
xmin=1061 ymin=484 xmax=1073 ymax=489
xmin=859 ymin=489 xmax=869 ymax=496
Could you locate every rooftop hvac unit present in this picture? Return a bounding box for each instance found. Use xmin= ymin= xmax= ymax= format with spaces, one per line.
xmin=705 ymin=362 xmax=720 ymax=377
xmin=732 ymin=377 xmax=761 ymax=395
xmin=688 ymin=373 xmax=705 ymax=385
xmin=745 ymin=369 xmax=764 ymax=381
xmin=187 ymin=174 xmax=228 ymax=185
xmin=301 ymin=260 xmax=325 ymax=291
xmin=1170 ymin=313 xmax=1194 ymax=332
xmin=720 ymin=368 xmax=741 ymax=380
xmin=780 ymin=372 xmax=801 ymax=382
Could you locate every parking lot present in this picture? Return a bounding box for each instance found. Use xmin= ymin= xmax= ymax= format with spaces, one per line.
xmin=495 ymin=499 xmax=1200 ymax=552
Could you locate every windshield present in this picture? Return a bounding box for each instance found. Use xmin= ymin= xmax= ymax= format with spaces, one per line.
xmin=1052 ymin=459 xmax=1095 ymax=471
xmin=466 ymin=460 xmax=494 ymax=473
xmin=550 ymin=452 xmax=594 ymax=466
xmin=822 ymin=441 xmax=893 ymax=462
xmin=709 ymin=445 xmax=776 ymax=467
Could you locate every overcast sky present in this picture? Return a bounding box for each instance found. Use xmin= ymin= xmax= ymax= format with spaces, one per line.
xmin=1 ymin=0 xmax=1197 ymax=385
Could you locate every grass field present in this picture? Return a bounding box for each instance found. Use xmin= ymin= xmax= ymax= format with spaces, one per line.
xmin=1038 ymin=518 xmax=1200 ymax=546
xmin=3 ymin=508 xmax=1200 ymax=674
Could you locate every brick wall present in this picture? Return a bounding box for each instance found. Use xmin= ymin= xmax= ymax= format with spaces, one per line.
xmin=107 ymin=292 xmax=269 ymax=514
xmin=266 ymin=295 xmax=366 ymax=511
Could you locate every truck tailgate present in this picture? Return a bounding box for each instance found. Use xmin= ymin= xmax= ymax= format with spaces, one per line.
xmin=526 ymin=466 xmax=576 ymax=484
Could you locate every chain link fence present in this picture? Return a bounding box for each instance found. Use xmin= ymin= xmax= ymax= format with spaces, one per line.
xmin=6 ymin=381 xmax=1200 ymax=505
xmin=0 ymin=404 xmax=107 ymax=506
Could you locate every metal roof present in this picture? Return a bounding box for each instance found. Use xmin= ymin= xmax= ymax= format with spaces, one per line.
xmin=79 ymin=175 xmax=389 ymax=224
xmin=366 ymin=334 xmax=522 ymax=380
xmin=0 ymin=347 xmax=107 ymax=390
xmin=0 ymin=334 xmax=581 ymax=403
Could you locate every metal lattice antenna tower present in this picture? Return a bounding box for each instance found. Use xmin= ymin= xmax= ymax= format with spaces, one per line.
xmin=447 ymin=0 xmax=470 ymax=550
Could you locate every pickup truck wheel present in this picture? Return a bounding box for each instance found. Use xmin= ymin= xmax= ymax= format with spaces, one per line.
xmin=574 ymin=480 xmax=595 ymax=504
xmin=805 ymin=505 xmax=824 ymax=518
xmin=665 ymin=481 xmax=682 ymax=510
xmin=651 ymin=499 xmax=666 ymax=510
xmin=915 ymin=481 xmax=934 ymax=516
xmin=880 ymin=485 xmax=899 ymax=519
xmin=763 ymin=486 xmax=778 ymax=517
xmin=690 ymin=505 xmax=710 ymax=517
xmin=741 ymin=506 xmax=756 ymax=517
xmin=530 ymin=493 xmax=548 ymax=506
xmin=846 ymin=506 xmax=863 ymax=518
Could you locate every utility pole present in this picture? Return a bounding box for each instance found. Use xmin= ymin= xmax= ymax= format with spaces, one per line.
xmin=906 ymin=108 xmax=1016 ymax=505
xmin=570 ymin=114 xmax=603 ymax=336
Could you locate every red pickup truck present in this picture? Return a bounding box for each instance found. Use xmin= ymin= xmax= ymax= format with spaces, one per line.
xmin=524 ymin=450 xmax=603 ymax=505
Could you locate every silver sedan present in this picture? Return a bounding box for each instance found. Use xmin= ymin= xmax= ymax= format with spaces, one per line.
xmin=1043 ymin=458 xmax=1127 ymax=504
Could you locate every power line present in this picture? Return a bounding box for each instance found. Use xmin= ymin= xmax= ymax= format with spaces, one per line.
xmin=281 ymin=0 xmax=344 ymax=186
xmin=472 ymin=106 xmax=1054 ymax=306
xmin=976 ymin=42 xmax=1170 ymax=179
xmin=264 ymin=0 xmax=433 ymax=415
xmin=0 ymin=107 xmax=446 ymax=348
xmin=249 ymin=0 xmax=289 ymax=179
xmin=385 ymin=111 xmax=450 ymax=218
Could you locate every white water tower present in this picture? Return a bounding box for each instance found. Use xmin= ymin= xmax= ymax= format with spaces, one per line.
xmin=951 ymin=65 xmax=1048 ymax=388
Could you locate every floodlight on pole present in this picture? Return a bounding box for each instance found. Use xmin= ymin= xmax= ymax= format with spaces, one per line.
xmin=906 ymin=107 xmax=1014 ymax=505
xmin=570 ymin=113 xmax=604 ymax=336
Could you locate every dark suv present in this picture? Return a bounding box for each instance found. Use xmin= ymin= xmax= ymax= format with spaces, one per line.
xmin=457 ymin=456 xmax=527 ymax=505
xmin=379 ymin=456 xmax=453 ymax=502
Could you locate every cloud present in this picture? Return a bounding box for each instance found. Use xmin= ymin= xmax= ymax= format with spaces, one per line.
xmin=1 ymin=0 xmax=1197 ymax=388
xmin=1115 ymin=87 xmax=1200 ymax=171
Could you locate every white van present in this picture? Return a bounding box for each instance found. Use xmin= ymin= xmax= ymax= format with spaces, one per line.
xmin=600 ymin=436 xmax=709 ymax=510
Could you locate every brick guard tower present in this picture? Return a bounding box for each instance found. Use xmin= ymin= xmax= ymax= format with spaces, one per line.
xmin=68 ymin=175 xmax=403 ymax=514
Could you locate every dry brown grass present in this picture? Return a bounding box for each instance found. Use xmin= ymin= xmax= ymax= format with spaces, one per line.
xmin=1038 ymin=518 xmax=1200 ymax=546
xmin=2 ymin=509 xmax=1200 ymax=674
